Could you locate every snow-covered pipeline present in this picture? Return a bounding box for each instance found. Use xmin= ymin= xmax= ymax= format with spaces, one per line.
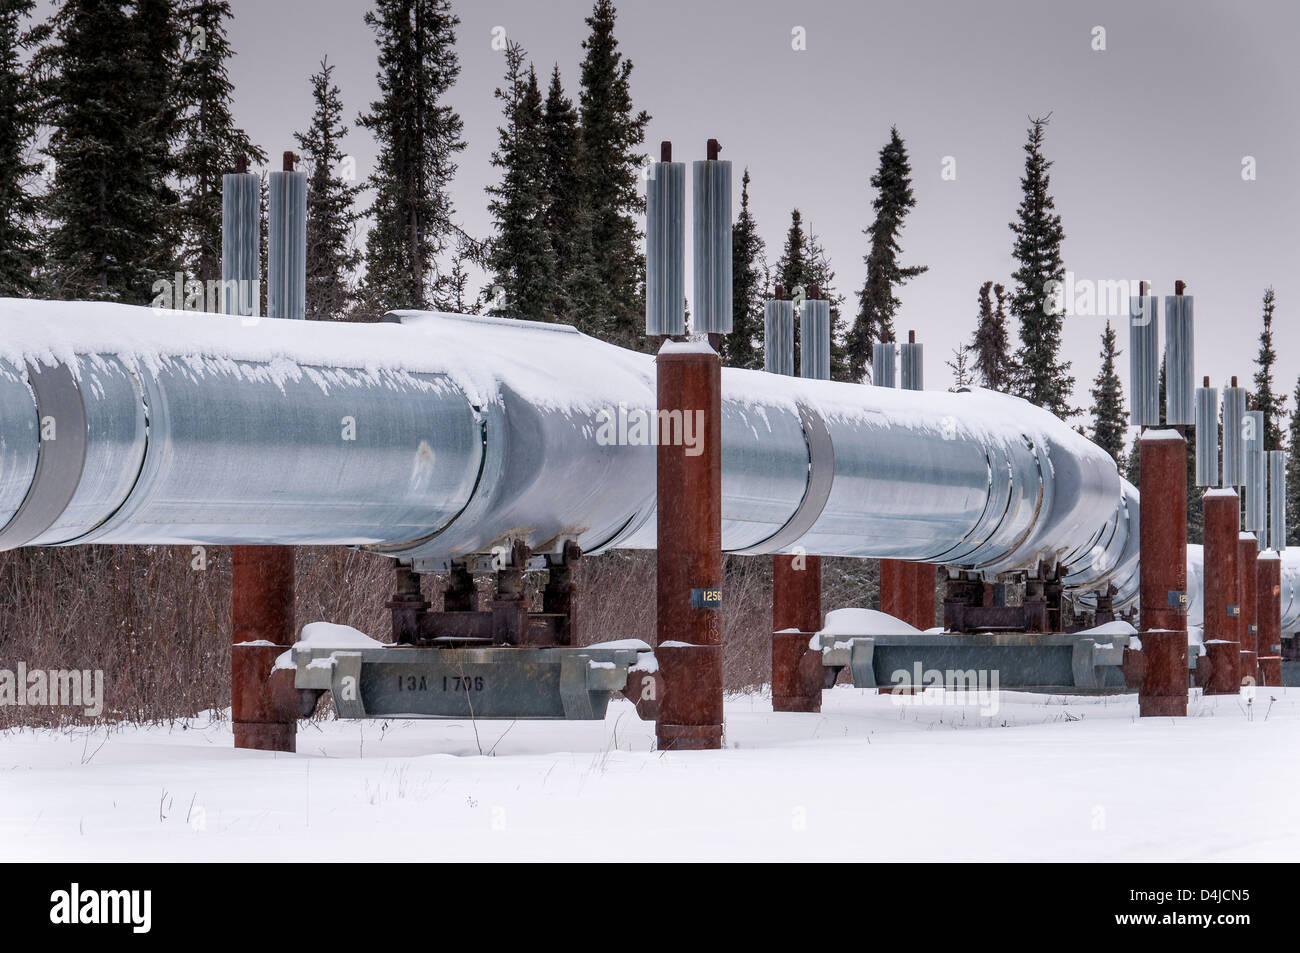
xmin=0 ymin=301 xmax=1294 ymax=629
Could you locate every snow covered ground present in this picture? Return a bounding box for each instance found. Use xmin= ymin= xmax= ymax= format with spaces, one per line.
xmin=2 ymin=686 xmax=1296 ymax=862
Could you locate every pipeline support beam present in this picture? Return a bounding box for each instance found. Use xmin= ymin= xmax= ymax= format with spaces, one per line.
xmin=655 ymin=343 xmax=723 ymax=750
xmin=1201 ymin=490 xmax=1241 ymax=695
xmin=231 ymin=545 xmax=297 ymax=751
xmin=1138 ymin=432 xmax=1188 ymax=717
xmin=772 ymin=554 xmax=823 ymax=712
xmin=1238 ymin=534 xmax=1259 ymax=684
xmin=1257 ymin=552 xmax=1282 ymax=686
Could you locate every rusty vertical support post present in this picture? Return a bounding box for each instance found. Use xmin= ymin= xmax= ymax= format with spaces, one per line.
xmin=1238 ymin=533 xmax=1259 ymax=684
xmin=1201 ymin=490 xmax=1241 ymax=694
xmin=913 ymin=563 xmax=934 ymax=630
xmin=880 ymin=558 xmax=918 ymax=626
xmin=1257 ymin=551 xmax=1282 ymax=686
xmin=772 ymin=554 xmax=823 ymax=712
xmin=231 ymin=545 xmax=298 ymax=751
xmin=1138 ymin=431 xmax=1188 ymax=717
xmin=655 ymin=343 xmax=723 ymax=750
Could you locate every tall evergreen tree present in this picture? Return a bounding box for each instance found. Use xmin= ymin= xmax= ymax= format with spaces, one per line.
xmin=1123 ymin=429 xmax=1139 ymax=486
xmin=294 ymin=57 xmax=363 ymax=320
xmin=971 ymin=280 xmax=1012 ymax=390
xmin=358 ymin=0 xmax=465 ymax=316
xmin=775 ymin=208 xmax=809 ymax=371
xmin=572 ymin=0 xmax=649 ymax=346
xmin=540 ymin=65 xmax=579 ymax=324
xmin=134 ymin=0 xmax=181 ymax=265
xmin=42 ymin=0 xmax=180 ymax=303
xmin=1089 ymin=320 xmax=1126 ymax=465
xmin=1009 ymin=115 xmax=1073 ymax=417
xmin=807 ymin=227 xmax=850 ymax=381
xmin=775 ymin=209 xmax=849 ymax=380
xmin=724 ymin=167 xmax=765 ymax=369
xmin=1252 ymin=287 xmax=1284 ymax=450
xmin=1287 ymin=376 xmax=1300 ymax=546
xmin=0 ymin=0 xmax=44 ymax=296
xmin=175 ymin=0 xmax=265 ymax=292
xmin=775 ymin=208 xmax=808 ymax=295
xmin=486 ymin=44 xmax=554 ymax=321
xmin=848 ymin=126 xmax=926 ymax=381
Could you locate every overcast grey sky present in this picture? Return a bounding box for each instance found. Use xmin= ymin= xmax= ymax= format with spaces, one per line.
xmin=76 ymin=1 xmax=1300 ymax=416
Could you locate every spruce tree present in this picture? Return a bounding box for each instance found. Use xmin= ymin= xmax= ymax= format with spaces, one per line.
xmin=775 ymin=209 xmax=849 ymax=380
xmin=1287 ymin=376 xmax=1300 ymax=546
xmin=175 ymin=0 xmax=265 ymax=291
xmin=294 ymin=57 xmax=363 ymax=320
xmin=971 ymin=281 xmax=1012 ymax=390
xmin=848 ymin=126 xmax=927 ymax=381
xmin=776 ymin=208 xmax=808 ymax=294
xmin=776 ymin=209 xmax=808 ymax=371
xmin=723 ymin=167 xmax=765 ymax=369
xmin=573 ymin=0 xmax=649 ymax=347
xmin=1123 ymin=431 xmax=1140 ymax=486
xmin=446 ymin=244 xmax=471 ymax=312
xmin=1252 ymin=287 xmax=1284 ymax=450
xmin=1089 ymin=321 xmax=1126 ymax=464
xmin=43 ymin=0 xmax=180 ymax=303
xmin=807 ymin=228 xmax=850 ymax=381
xmin=946 ymin=345 xmax=974 ymax=390
xmin=0 ymin=0 xmax=44 ymax=296
xmin=1009 ymin=115 xmax=1073 ymax=417
xmin=358 ymin=0 xmax=465 ymax=317
xmin=486 ymin=45 xmax=554 ymax=321
xmin=134 ymin=0 xmax=181 ymax=269
xmin=540 ymin=65 xmax=580 ymax=325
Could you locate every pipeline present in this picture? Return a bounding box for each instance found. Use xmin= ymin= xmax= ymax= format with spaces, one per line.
xmin=1 ymin=301 xmax=1296 ymax=629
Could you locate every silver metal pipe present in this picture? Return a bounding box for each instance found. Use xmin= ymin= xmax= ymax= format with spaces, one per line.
xmin=6 ymin=301 xmax=1300 ymax=628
